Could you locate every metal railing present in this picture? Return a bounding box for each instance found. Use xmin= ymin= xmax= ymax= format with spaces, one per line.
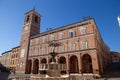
xmin=39 ymin=64 xmax=67 ymax=71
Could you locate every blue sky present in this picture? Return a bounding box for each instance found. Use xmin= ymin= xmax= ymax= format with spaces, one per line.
xmin=0 ymin=0 xmax=120 ymax=55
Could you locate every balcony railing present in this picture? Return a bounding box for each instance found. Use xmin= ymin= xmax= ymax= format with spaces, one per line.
xmin=39 ymin=64 xmax=67 ymax=71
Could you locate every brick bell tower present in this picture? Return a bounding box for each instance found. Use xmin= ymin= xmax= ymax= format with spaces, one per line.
xmin=16 ymin=9 xmax=41 ymax=73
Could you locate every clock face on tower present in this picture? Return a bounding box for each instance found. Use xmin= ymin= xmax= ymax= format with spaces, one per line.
xmin=24 ymin=26 xmax=28 ymax=31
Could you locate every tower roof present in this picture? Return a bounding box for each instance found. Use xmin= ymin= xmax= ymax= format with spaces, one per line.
xmin=25 ymin=9 xmax=41 ymax=16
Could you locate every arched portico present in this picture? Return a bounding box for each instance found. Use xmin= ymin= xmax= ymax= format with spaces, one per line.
xmin=69 ymin=55 xmax=79 ymax=73
xmin=59 ymin=56 xmax=66 ymax=74
xmin=33 ymin=59 xmax=39 ymax=74
xmin=82 ymin=54 xmax=93 ymax=73
xmin=27 ymin=59 xmax=32 ymax=74
xmin=59 ymin=56 xmax=66 ymax=64
xmin=41 ymin=58 xmax=47 ymax=63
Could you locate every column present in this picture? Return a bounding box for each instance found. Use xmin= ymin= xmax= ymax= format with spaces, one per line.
xmin=31 ymin=59 xmax=34 ymax=74
xmin=66 ymin=55 xmax=70 ymax=74
xmin=78 ymin=53 xmax=82 ymax=74
xmin=47 ymin=57 xmax=49 ymax=64
xmin=56 ymin=56 xmax=59 ymax=64
xmin=38 ymin=58 xmax=41 ymax=75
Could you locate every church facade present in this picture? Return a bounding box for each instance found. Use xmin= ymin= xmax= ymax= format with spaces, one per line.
xmin=14 ymin=9 xmax=111 ymax=76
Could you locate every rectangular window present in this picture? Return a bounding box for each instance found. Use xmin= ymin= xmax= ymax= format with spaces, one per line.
xmin=50 ymin=35 xmax=55 ymax=41
xmin=82 ymin=41 xmax=88 ymax=49
xmin=42 ymin=49 xmax=46 ymax=55
xmin=59 ymin=33 xmax=64 ymax=39
xmin=71 ymin=44 xmax=76 ymax=51
xmin=80 ymin=27 xmax=86 ymax=35
xmin=49 ymin=47 xmax=54 ymax=53
xmin=36 ymin=38 xmax=39 ymax=44
xmin=69 ymin=31 xmax=74 ymax=37
xmin=59 ymin=45 xmax=64 ymax=52
xmin=35 ymin=49 xmax=39 ymax=55
xmin=43 ymin=37 xmax=47 ymax=43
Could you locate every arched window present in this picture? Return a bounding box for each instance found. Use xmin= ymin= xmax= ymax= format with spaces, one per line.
xmin=70 ymin=43 xmax=76 ymax=51
xmin=26 ymin=15 xmax=30 ymax=22
xmin=82 ymin=41 xmax=88 ymax=49
xmin=59 ymin=45 xmax=64 ymax=52
xmin=80 ymin=27 xmax=86 ymax=34
xmin=35 ymin=16 xmax=38 ymax=23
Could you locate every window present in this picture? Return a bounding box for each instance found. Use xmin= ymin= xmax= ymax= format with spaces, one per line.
xmin=35 ymin=48 xmax=39 ymax=55
xmin=43 ymin=37 xmax=47 ymax=43
xmin=30 ymin=40 xmax=33 ymax=46
xmin=49 ymin=47 xmax=54 ymax=52
xmin=80 ymin=27 xmax=86 ymax=34
xmin=59 ymin=45 xmax=64 ymax=52
xmin=69 ymin=30 xmax=75 ymax=37
xmin=59 ymin=32 xmax=64 ymax=39
xmin=50 ymin=34 xmax=55 ymax=41
xmin=70 ymin=43 xmax=76 ymax=51
xmin=35 ymin=16 xmax=38 ymax=23
xmin=26 ymin=15 xmax=30 ymax=22
xmin=82 ymin=41 xmax=88 ymax=49
xmin=42 ymin=48 xmax=46 ymax=55
xmin=36 ymin=38 xmax=39 ymax=44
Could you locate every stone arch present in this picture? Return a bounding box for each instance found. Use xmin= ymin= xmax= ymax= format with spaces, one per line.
xmin=35 ymin=16 xmax=38 ymax=23
xmin=27 ymin=59 xmax=32 ymax=74
xmin=33 ymin=59 xmax=39 ymax=74
xmin=69 ymin=55 xmax=79 ymax=73
xmin=59 ymin=56 xmax=66 ymax=64
xmin=59 ymin=56 xmax=66 ymax=74
xmin=26 ymin=15 xmax=30 ymax=22
xmin=41 ymin=58 xmax=47 ymax=64
xmin=82 ymin=54 xmax=93 ymax=73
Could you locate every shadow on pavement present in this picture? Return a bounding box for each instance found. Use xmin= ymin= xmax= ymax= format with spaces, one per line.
xmin=102 ymin=62 xmax=120 ymax=79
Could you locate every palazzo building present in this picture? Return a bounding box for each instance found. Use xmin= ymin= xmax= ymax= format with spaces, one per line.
xmin=111 ymin=51 xmax=120 ymax=63
xmin=1 ymin=51 xmax=11 ymax=68
xmin=10 ymin=46 xmax=20 ymax=71
xmin=0 ymin=46 xmax=20 ymax=71
xmin=15 ymin=9 xmax=111 ymax=77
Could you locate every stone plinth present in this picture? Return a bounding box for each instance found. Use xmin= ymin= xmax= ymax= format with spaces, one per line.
xmin=47 ymin=70 xmax=60 ymax=77
xmin=31 ymin=76 xmax=72 ymax=80
xmin=39 ymin=63 xmax=67 ymax=71
xmin=39 ymin=63 xmax=67 ymax=77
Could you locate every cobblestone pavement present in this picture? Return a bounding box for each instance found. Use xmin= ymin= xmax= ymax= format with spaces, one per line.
xmin=1 ymin=63 xmax=120 ymax=80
